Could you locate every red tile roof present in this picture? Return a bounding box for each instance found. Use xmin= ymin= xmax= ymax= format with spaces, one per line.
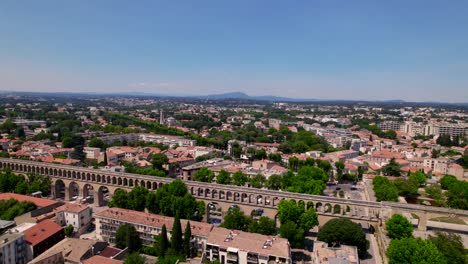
xmin=83 ymin=256 xmax=123 ymax=264
xmin=99 ymin=247 xmax=123 ymax=258
xmin=23 ymin=220 xmax=63 ymax=246
xmin=0 ymin=193 xmax=58 ymax=208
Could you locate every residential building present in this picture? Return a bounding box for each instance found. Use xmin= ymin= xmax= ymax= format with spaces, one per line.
xmin=55 ymin=203 xmax=93 ymax=234
xmin=205 ymin=227 xmax=291 ymax=264
xmin=28 ymin=238 xmax=109 ymax=264
xmin=95 ymin=208 xmax=213 ymax=253
xmin=311 ymin=241 xmax=359 ymax=264
xmin=23 ymin=220 xmax=64 ymax=261
xmin=378 ymin=121 xmax=402 ymax=131
xmin=0 ymin=232 xmax=26 ymax=264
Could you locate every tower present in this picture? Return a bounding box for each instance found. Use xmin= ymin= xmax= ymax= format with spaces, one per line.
xmin=160 ymin=110 xmax=164 ymax=125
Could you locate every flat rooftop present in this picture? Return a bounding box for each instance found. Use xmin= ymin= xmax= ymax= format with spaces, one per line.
xmin=207 ymin=227 xmax=290 ymax=259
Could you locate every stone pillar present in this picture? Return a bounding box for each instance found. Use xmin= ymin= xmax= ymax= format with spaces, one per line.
xmin=64 ymin=186 xmax=70 ymax=201
xmin=417 ymin=212 xmax=428 ymax=231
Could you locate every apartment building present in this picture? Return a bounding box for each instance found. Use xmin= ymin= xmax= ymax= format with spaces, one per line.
xmin=55 ymin=203 xmax=93 ymax=233
xmin=424 ymin=122 xmax=468 ymax=137
xmin=378 ymin=121 xmax=402 ymax=131
xmin=0 ymin=232 xmax=26 ymax=264
xmin=95 ymin=208 xmax=213 ymax=253
xmin=205 ymin=227 xmax=291 ymax=264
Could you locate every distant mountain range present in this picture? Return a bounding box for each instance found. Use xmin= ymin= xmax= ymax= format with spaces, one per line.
xmin=1 ymin=90 xmax=467 ymax=105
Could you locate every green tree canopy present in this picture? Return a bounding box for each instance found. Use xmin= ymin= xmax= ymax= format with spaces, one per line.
xmin=193 ymin=167 xmax=215 ymax=183
xmin=151 ymin=153 xmax=169 ymax=170
xmin=387 ymin=237 xmax=446 ymax=264
xmin=124 ymin=253 xmax=146 ymax=264
xmin=428 ymin=231 xmax=468 ymax=264
xmin=232 ymin=171 xmax=249 ymax=186
xmin=248 ymin=216 xmax=276 ymax=236
xmin=385 ymin=214 xmax=413 ymax=240
xmin=216 ymin=169 xmax=231 ymax=185
xmin=279 ymin=221 xmax=304 ymax=248
xmin=183 ymin=221 xmax=192 ymax=257
xmin=115 ymin=224 xmax=142 ymax=253
xmin=220 ymin=207 xmax=252 ymax=231
xmin=317 ymin=218 xmax=369 ymax=258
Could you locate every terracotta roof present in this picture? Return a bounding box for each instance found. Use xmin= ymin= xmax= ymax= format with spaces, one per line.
xmin=83 ymin=256 xmax=123 ymax=264
xmin=95 ymin=208 xmax=213 ymax=237
xmin=0 ymin=193 xmax=59 ymax=208
xmin=55 ymin=203 xmax=90 ymax=214
xmin=99 ymin=247 xmax=123 ymax=258
xmin=23 ymin=220 xmax=63 ymax=246
xmin=207 ymin=227 xmax=290 ymax=259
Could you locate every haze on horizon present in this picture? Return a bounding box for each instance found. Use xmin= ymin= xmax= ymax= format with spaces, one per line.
xmin=1 ymin=1 xmax=467 ymax=102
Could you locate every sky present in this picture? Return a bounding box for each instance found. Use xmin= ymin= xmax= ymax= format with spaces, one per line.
xmin=0 ymin=1 xmax=467 ymax=102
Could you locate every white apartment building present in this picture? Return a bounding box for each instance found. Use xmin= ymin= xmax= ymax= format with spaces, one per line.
xmin=0 ymin=232 xmax=26 ymax=264
xmin=55 ymin=203 xmax=92 ymax=233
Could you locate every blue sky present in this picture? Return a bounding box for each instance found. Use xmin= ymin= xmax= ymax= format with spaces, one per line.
xmin=1 ymin=1 xmax=467 ymax=102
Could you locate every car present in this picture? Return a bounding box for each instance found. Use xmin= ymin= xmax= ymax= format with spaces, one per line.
xmin=335 ymin=187 xmax=341 ymax=190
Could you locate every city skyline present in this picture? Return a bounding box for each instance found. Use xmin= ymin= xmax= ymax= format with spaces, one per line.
xmin=1 ymin=1 xmax=468 ymax=102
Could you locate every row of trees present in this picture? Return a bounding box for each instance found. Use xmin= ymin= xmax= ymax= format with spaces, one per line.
xmin=115 ymin=216 xmax=194 ymax=263
xmin=0 ymin=199 xmax=37 ymax=220
xmin=0 ymin=170 xmax=51 ymax=196
xmin=385 ymin=214 xmax=466 ymax=264
xmin=196 ymin=165 xmax=329 ymax=195
xmin=372 ymin=171 xmax=427 ymax=202
xmin=109 ymin=180 xmax=205 ymax=221
xmin=220 ymin=207 xmax=276 ymax=236
xmin=277 ymin=200 xmax=318 ymax=248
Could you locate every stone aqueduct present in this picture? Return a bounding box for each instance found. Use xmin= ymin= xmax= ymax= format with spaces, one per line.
xmin=1 ymin=158 xmax=467 ymax=231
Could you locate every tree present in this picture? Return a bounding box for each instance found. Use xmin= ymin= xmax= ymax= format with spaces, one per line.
xmin=220 ymin=207 xmax=251 ymax=231
xmin=387 ymin=237 xmax=446 ymax=264
xmin=382 ymin=158 xmax=401 ymax=176
xmin=108 ymin=189 xmax=129 ymax=209
xmin=249 ymin=174 xmax=266 ymax=188
xmin=248 ymin=216 xmax=276 ymax=235
xmin=193 ymin=167 xmax=215 ymax=183
xmin=152 ymin=153 xmax=169 ymax=170
xmin=409 ymin=171 xmax=426 ymax=186
xmin=317 ymin=218 xmax=369 ymax=258
xmin=155 ymin=224 xmax=169 ymax=257
xmin=266 ymin=174 xmax=282 ymax=190
xmin=171 ymin=214 xmax=183 ymax=254
xmin=216 ymin=169 xmax=231 ymax=185
xmin=128 ymin=186 xmax=149 ymax=211
xmin=124 ymin=253 xmax=146 ymax=264
xmin=64 ymin=224 xmax=74 ymax=237
xmin=385 ymin=214 xmax=413 ymax=240
xmin=428 ymin=231 xmax=468 ymax=264
xmin=232 ymin=171 xmax=248 ymax=186
xmin=115 ymin=224 xmax=142 ymax=253
xmin=394 ymin=178 xmax=419 ymax=197
xmin=373 ymin=176 xmax=399 ymax=202
xmin=299 ymin=208 xmax=319 ymax=231
xmin=88 ymin=138 xmax=106 ymax=149
xmin=277 ymin=200 xmax=304 ymax=225
xmin=279 ymin=221 xmax=304 ymax=248
xmin=335 ymin=161 xmax=345 ymax=182
xmin=425 ymin=184 xmax=446 ymax=207
xmin=440 ymin=175 xmax=458 ymax=190
xmin=183 ymin=221 xmax=192 ymax=258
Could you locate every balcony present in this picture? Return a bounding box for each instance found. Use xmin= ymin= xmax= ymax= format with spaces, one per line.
xmin=227 ymin=253 xmax=238 ymax=261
